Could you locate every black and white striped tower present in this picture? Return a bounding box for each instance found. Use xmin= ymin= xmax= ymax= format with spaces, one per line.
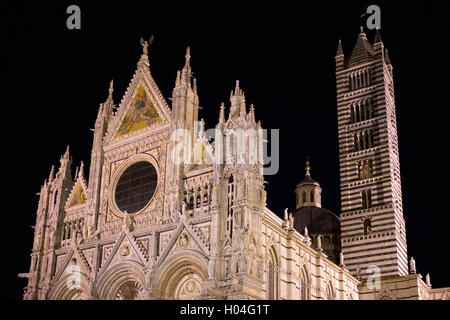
xmin=335 ymin=26 xmax=408 ymax=279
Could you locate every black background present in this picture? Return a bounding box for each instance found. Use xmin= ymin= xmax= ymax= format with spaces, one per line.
xmin=2 ymin=1 xmax=449 ymax=300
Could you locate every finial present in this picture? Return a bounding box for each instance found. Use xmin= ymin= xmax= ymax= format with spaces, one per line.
xmin=426 ymin=273 xmax=431 ymax=287
xmin=336 ymin=39 xmax=344 ymax=57
xmin=49 ymin=165 xmax=55 ymax=182
xmin=108 ymin=80 xmax=114 ymax=99
xmin=63 ymin=145 xmax=70 ymax=159
xmin=360 ymin=26 xmax=364 ymax=33
xmin=235 ymin=80 xmax=240 ymax=95
xmin=78 ymin=161 xmax=84 ymax=178
xmin=185 ymin=46 xmax=191 ymax=66
xmin=249 ymin=104 xmax=255 ymax=121
xmin=219 ymin=102 xmax=225 ymax=123
xmin=193 ymin=77 xmax=197 ymax=93
xmin=305 ymin=157 xmax=311 ymax=175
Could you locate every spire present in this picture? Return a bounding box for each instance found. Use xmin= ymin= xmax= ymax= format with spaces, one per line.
xmin=249 ymin=104 xmax=255 ymax=122
xmin=374 ymin=28 xmax=382 ymax=44
xmin=346 ymin=26 xmax=375 ymax=68
xmin=180 ymin=47 xmax=192 ymax=87
xmin=234 ymin=80 xmax=242 ymax=96
xmin=185 ymin=46 xmax=191 ymax=68
xmin=229 ymin=80 xmax=246 ymax=119
xmin=63 ymin=145 xmax=70 ymax=160
xmin=102 ymin=80 xmax=114 ymax=119
xmin=48 ymin=165 xmax=55 ymax=183
xmin=193 ymin=77 xmax=197 ymax=94
xmin=108 ymin=80 xmax=114 ymax=101
xmin=175 ymin=70 xmax=181 ymax=87
xmin=78 ymin=161 xmax=84 ymax=179
xmin=359 ymin=26 xmax=367 ymax=39
xmin=336 ymin=39 xmax=344 ymax=57
xmin=219 ymin=102 xmax=225 ymax=123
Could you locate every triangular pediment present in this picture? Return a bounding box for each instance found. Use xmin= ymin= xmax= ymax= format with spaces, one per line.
xmin=104 ymin=59 xmax=172 ymax=145
xmin=186 ymin=139 xmax=214 ymax=172
xmin=154 ymin=220 xmax=209 ymax=270
xmin=65 ymin=176 xmax=88 ymax=209
xmin=97 ymin=232 xmax=148 ymax=276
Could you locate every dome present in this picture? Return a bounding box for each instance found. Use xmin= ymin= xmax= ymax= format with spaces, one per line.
xmin=292 ymin=206 xmax=340 ymax=235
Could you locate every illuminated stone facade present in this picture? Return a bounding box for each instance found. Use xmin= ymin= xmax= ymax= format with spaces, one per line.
xmin=20 ymin=29 xmax=449 ymax=300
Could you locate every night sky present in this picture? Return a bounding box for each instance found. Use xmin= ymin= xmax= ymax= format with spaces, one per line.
xmin=2 ymin=1 xmax=449 ymax=299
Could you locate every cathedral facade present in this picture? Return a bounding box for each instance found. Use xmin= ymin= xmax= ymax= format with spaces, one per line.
xmin=20 ymin=27 xmax=449 ymax=300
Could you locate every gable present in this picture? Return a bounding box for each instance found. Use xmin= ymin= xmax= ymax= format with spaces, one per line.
xmin=65 ymin=177 xmax=88 ymax=209
xmin=104 ymin=57 xmax=172 ymax=146
xmin=114 ymin=85 xmax=162 ymax=139
xmin=68 ymin=184 xmax=86 ymax=207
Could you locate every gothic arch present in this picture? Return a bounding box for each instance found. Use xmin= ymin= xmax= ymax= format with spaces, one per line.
xmin=266 ymin=245 xmax=279 ymax=300
xmin=96 ymin=261 xmax=146 ymax=300
xmin=48 ymin=271 xmax=90 ymax=300
xmin=325 ymin=281 xmax=335 ymax=300
xmin=299 ymin=265 xmax=310 ymax=300
xmin=152 ymin=250 xmax=208 ymax=300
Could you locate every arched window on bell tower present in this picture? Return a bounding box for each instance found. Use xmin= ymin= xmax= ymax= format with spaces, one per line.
xmin=364 ymin=218 xmax=372 ymax=235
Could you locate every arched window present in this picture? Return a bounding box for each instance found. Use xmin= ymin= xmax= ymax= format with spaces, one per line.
xmin=354 ymin=133 xmax=359 ymax=152
xmin=350 ymin=106 xmax=355 ymax=123
xmin=364 ymin=218 xmax=372 ymax=235
xmin=359 ymin=159 xmax=374 ymax=180
xmin=310 ymin=190 xmax=315 ymax=203
xmin=300 ymin=267 xmax=310 ymax=300
xmin=362 ymin=190 xmax=372 ymax=209
xmin=267 ymin=247 xmax=278 ymax=300
xmin=268 ymin=260 xmax=274 ymax=299
xmin=325 ymin=282 xmax=334 ymax=300
xmin=302 ymin=191 xmax=307 ymax=204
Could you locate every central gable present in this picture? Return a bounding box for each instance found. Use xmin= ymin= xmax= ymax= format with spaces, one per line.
xmin=104 ymin=55 xmax=172 ymax=146
xmin=114 ymin=85 xmax=162 ymax=139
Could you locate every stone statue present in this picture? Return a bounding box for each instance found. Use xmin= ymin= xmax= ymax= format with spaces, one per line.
xmin=140 ymin=37 xmax=148 ymax=56
xmin=340 ymin=252 xmax=345 ymax=267
xmin=410 ymin=257 xmax=416 ymax=274
xmin=181 ymin=200 xmax=187 ymax=215
xmin=317 ymin=235 xmax=322 ymax=252
xmin=426 ymin=273 xmax=431 ymax=287
xmin=288 ymin=213 xmax=294 ymax=230
xmin=356 ymin=266 xmax=361 ymax=279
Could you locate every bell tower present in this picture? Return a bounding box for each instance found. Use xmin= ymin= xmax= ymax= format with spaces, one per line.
xmin=336 ymin=27 xmax=408 ymax=279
